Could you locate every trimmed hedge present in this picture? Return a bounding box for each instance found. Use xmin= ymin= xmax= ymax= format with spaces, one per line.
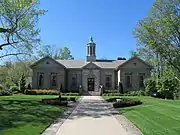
xmin=61 ymin=93 xmax=79 ymax=96
xmin=68 ymin=97 xmax=76 ymax=102
xmin=41 ymin=98 xmax=68 ymax=106
xmin=103 ymin=90 xmax=148 ymax=96
xmin=103 ymin=93 xmax=123 ymax=96
xmin=113 ymin=99 xmax=142 ymax=108
xmin=24 ymin=89 xmax=79 ymax=96
xmin=24 ymin=89 xmax=58 ymax=95
xmin=104 ymin=90 xmax=119 ymax=93
xmin=105 ymin=97 xmax=142 ymax=108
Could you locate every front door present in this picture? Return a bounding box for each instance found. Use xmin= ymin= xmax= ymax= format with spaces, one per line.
xmin=87 ymin=78 xmax=95 ymax=91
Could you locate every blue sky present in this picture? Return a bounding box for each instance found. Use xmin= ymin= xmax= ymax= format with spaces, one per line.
xmin=38 ymin=0 xmax=154 ymax=60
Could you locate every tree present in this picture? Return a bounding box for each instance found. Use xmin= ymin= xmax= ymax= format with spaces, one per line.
xmin=37 ymin=45 xmax=74 ymax=60
xmin=58 ymin=47 xmax=74 ymax=60
xmin=134 ymin=0 xmax=180 ymax=74
xmin=130 ymin=50 xmax=139 ymax=57
xmin=0 ymin=0 xmax=45 ymax=59
xmin=134 ymin=0 xmax=180 ymax=99
xmin=19 ymin=73 xmax=26 ymax=93
xmin=37 ymin=44 xmax=58 ymax=58
xmin=1 ymin=58 xmax=33 ymax=89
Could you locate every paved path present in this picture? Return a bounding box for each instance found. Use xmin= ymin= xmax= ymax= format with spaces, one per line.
xmin=55 ymin=96 xmax=130 ymax=135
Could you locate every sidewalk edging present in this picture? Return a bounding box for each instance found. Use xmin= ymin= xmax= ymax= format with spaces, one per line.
xmin=41 ymin=96 xmax=83 ymax=135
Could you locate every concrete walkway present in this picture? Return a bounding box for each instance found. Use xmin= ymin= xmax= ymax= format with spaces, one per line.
xmin=55 ymin=96 xmax=131 ymax=135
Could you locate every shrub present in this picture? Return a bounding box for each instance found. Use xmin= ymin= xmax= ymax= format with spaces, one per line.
xmin=0 ymin=84 xmax=4 ymax=91
xmin=124 ymin=90 xmax=146 ymax=96
xmin=104 ymin=90 xmax=119 ymax=93
xmin=118 ymin=82 xmax=124 ymax=94
xmin=41 ymin=98 xmax=68 ymax=106
xmin=137 ymin=90 xmax=146 ymax=96
xmin=144 ymin=78 xmax=157 ymax=94
xmin=60 ymin=97 xmax=68 ymax=101
xmin=24 ymin=89 xmax=58 ymax=95
xmin=61 ymin=92 xmax=79 ymax=96
xmin=24 ymin=90 xmax=80 ymax=96
xmin=113 ymin=99 xmax=142 ymax=108
xmin=10 ymin=86 xmax=19 ymax=92
xmin=68 ymin=97 xmax=76 ymax=102
xmin=0 ymin=90 xmax=12 ymax=96
xmin=19 ymin=73 xmax=26 ymax=93
xmin=106 ymin=97 xmax=121 ymax=102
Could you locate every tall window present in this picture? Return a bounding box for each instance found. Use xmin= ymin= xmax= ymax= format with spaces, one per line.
xmin=105 ymin=75 xmax=112 ymax=89
xmin=38 ymin=72 xmax=44 ymax=88
xmin=139 ymin=73 xmax=145 ymax=88
xmin=125 ymin=73 xmax=132 ymax=88
xmin=51 ymin=73 xmax=57 ymax=87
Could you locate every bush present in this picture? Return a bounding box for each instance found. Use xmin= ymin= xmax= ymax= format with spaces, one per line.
xmin=61 ymin=92 xmax=79 ymax=96
xmin=24 ymin=89 xmax=58 ymax=95
xmin=113 ymin=98 xmax=142 ymax=108
xmin=124 ymin=90 xmax=146 ymax=96
xmin=24 ymin=90 xmax=79 ymax=96
xmin=157 ymin=76 xmax=178 ymax=99
xmin=106 ymin=97 xmax=122 ymax=102
xmin=68 ymin=97 xmax=76 ymax=102
xmin=10 ymin=86 xmax=19 ymax=92
xmin=103 ymin=93 xmax=123 ymax=96
xmin=0 ymin=84 xmax=4 ymax=91
xmin=144 ymin=78 xmax=157 ymax=94
xmin=19 ymin=73 xmax=26 ymax=93
xmin=118 ymin=82 xmax=124 ymax=94
xmin=0 ymin=90 xmax=12 ymax=96
xmin=41 ymin=98 xmax=68 ymax=106
xmin=104 ymin=90 xmax=119 ymax=93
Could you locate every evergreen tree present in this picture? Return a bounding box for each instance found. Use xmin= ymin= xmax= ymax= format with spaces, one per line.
xmin=19 ymin=73 xmax=26 ymax=93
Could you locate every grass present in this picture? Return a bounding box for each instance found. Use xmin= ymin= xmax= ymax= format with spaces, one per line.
xmin=0 ymin=94 xmax=79 ymax=135
xmin=103 ymin=96 xmax=180 ymax=135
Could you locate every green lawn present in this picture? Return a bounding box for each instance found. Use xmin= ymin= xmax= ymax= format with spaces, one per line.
xmin=0 ymin=94 xmax=72 ymax=135
xmin=104 ymin=96 xmax=180 ymax=135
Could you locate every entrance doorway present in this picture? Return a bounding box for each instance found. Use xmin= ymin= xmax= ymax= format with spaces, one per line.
xmin=87 ymin=78 xmax=95 ymax=91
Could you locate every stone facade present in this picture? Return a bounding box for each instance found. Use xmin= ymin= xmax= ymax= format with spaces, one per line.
xmin=30 ymin=37 xmax=152 ymax=92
